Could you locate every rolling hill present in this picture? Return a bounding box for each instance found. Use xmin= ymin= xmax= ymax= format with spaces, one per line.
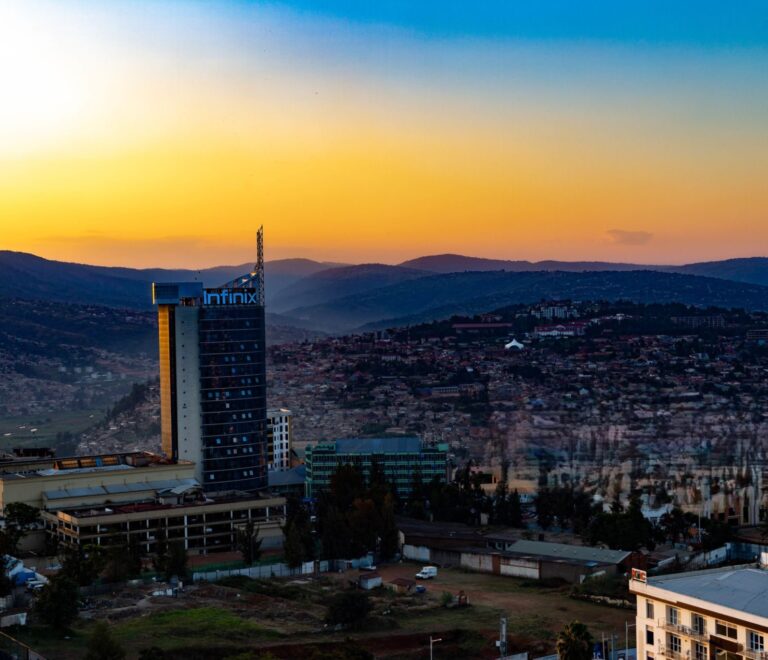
xmin=676 ymin=257 xmax=768 ymax=286
xmin=0 ymin=251 xmax=343 ymax=309
xmin=283 ymin=270 xmax=768 ymax=332
xmin=3 ymin=250 xmax=768 ymax=335
xmin=270 ymin=263 xmax=433 ymax=314
xmin=398 ymin=253 xmax=768 ymax=287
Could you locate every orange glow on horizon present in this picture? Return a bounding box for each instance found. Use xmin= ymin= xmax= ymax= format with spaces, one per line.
xmin=1 ymin=3 xmax=767 ymax=269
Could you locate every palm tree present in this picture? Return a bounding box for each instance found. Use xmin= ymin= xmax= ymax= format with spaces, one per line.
xmin=556 ymin=621 xmax=594 ymax=660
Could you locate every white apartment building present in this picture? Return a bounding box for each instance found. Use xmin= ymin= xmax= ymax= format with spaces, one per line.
xmin=267 ymin=408 xmax=292 ymax=471
xmin=631 ymin=567 xmax=768 ymax=660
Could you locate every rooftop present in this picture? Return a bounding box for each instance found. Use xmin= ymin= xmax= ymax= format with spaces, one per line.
xmin=0 ymin=452 xmax=188 ymax=481
xmin=313 ymin=436 xmax=446 ymax=454
xmin=500 ymin=539 xmax=631 ymax=565
xmin=647 ymin=567 xmax=768 ymax=619
xmin=54 ymin=490 xmax=282 ymax=519
xmin=268 ymin=465 xmax=306 ymax=487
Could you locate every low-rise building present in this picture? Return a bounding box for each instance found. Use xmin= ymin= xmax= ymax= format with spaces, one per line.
xmin=0 ymin=451 xmax=286 ymax=554
xmin=631 ymin=565 xmax=768 ymax=660
xmin=304 ymin=437 xmax=448 ymax=499
xmin=0 ymin=452 xmax=196 ymax=512
xmin=42 ymin=489 xmax=285 ymax=553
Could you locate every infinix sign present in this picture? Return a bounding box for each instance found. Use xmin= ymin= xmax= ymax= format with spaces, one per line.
xmin=203 ymin=289 xmax=260 ymax=305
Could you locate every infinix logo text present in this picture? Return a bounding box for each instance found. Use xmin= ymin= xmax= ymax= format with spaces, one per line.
xmin=203 ymin=289 xmax=260 ymax=305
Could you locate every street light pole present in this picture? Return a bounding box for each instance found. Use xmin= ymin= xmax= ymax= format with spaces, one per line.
xmin=626 ymin=621 xmax=636 ymax=657
xmin=430 ymin=636 xmax=443 ymax=660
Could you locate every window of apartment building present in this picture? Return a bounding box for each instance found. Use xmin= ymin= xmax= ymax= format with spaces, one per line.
xmin=749 ymin=631 xmax=765 ymax=652
xmin=667 ymin=607 xmax=680 ymax=626
xmin=695 ymin=643 xmax=708 ymax=660
xmin=647 ymin=628 xmax=655 ymax=645
xmin=715 ymin=621 xmax=737 ymax=639
xmin=669 ymin=635 xmax=682 ymax=654
xmin=647 ymin=601 xmax=655 ymax=619
xmin=692 ymin=614 xmax=706 ymax=635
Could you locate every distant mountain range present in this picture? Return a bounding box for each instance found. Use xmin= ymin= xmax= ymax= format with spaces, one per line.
xmin=0 ymin=251 xmax=345 ymax=309
xmin=399 ymin=253 xmax=768 ymax=286
xmin=2 ymin=250 xmax=768 ymax=335
xmin=288 ymin=270 xmax=768 ymax=331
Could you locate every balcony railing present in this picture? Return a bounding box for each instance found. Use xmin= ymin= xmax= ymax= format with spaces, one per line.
xmin=659 ymin=646 xmax=689 ymax=660
xmin=744 ymin=649 xmax=768 ymax=660
xmin=659 ymin=621 xmax=710 ymax=642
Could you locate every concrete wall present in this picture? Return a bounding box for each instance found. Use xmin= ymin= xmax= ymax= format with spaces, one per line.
xmin=402 ymin=544 xmax=431 ymax=562
xmin=174 ymin=307 xmax=203 ymax=482
xmin=499 ymin=556 xmax=540 ymax=579
xmin=460 ymin=550 xmax=494 ymax=573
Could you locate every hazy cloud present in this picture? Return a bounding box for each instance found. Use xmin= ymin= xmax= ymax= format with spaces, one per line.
xmin=607 ymin=229 xmax=653 ymax=246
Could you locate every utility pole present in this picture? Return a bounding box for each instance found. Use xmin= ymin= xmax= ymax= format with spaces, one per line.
xmin=497 ymin=616 xmax=508 ymax=658
xmin=430 ymin=636 xmax=443 ymax=660
xmin=626 ymin=621 xmax=636 ymax=658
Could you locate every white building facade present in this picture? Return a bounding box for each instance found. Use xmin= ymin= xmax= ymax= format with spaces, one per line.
xmin=267 ymin=408 xmax=293 ymax=471
xmin=631 ymin=567 xmax=768 ymax=660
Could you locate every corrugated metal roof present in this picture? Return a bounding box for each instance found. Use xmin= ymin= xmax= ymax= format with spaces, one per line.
xmin=503 ymin=540 xmax=631 ymax=565
xmin=268 ymin=465 xmax=306 ymax=486
xmin=44 ymin=478 xmax=200 ymax=501
xmin=648 ymin=568 xmax=768 ymax=618
xmin=36 ymin=464 xmax=132 ymax=477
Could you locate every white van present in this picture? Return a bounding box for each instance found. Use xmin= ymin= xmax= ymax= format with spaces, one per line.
xmin=415 ymin=566 xmax=438 ymax=580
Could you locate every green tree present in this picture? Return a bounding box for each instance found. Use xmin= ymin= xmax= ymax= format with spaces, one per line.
xmin=347 ymin=498 xmax=379 ymax=556
xmin=283 ymin=497 xmax=315 ymax=567
xmin=536 ymin=489 xmax=555 ymax=530
xmin=325 ymin=590 xmax=372 ymax=629
xmin=556 ymin=621 xmax=593 ymax=660
xmin=35 ymin=575 xmax=79 ymax=631
xmin=0 ymin=557 xmax=13 ymax=597
xmin=320 ymin=504 xmax=353 ymax=560
xmin=164 ymin=542 xmax=188 ymax=580
xmin=60 ymin=544 xmax=107 ymax=587
xmin=5 ymin=502 xmax=40 ymax=530
xmin=103 ymin=535 xmax=142 ymax=583
xmin=1 ymin=502 xmax=40 ymax=555
xmin=378 ymin=493 xmax=399 ymax=560
xmin=284 ymin=521 xmax=308 ymax=568
xmin=329 ymin=465 xmax=366 ymax=511
xmin=236 ymin=520 xmax=263 ymax=566
xmin=84 ymin=621 xmax=126 ymax=660
xmin=508 ymin=489 xmax=524 ymax=528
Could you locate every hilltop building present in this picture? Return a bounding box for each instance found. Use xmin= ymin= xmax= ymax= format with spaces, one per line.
xmin=631 ymin=565 xmax=768 ymax=660
xmin=304 ymin=436 xmax=448 ymax=499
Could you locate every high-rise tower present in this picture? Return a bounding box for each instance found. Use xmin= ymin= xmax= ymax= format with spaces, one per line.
xmin=152 ymin=229 xmax=267 ymax=492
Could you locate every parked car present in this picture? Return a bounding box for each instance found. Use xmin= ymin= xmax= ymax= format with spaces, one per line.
xmin=25 ymin=580 xmax=45 ymax=593
xmin=415 ymin=566 xmax=438 ymax=580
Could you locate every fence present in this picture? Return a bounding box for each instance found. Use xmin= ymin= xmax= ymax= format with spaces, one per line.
xmin=728 ymin=541 xmax=768 ymax=563
xmin=0 ymin=631 xmax=44 ymax=660
xmin=191 ymin=555 xmax=373 ymax=583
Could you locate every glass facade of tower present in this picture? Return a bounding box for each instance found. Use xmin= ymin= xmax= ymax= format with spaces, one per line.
xmin=198 ymin=304 xmax=267 ymax=491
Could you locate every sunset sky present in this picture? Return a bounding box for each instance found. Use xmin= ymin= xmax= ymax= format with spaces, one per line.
xmin=1 ymin=1 xmax=767 ymax=268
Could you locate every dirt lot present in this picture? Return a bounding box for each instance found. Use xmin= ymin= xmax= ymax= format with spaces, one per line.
xmin=328 ymin=562 xmax=634 ymax=652
xmin=17 ymin=564 xmax=634 ymax=659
